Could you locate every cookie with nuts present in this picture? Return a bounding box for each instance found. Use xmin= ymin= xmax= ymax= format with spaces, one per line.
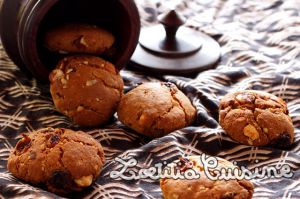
xmin=49 ymin=55 xmax=124 ymax=127
xmin=117 ymin=82 xmax=196 ymax=138
xmin=160 ymin=155 xmax=254 ymax=199
xmin=44 ymin=24 xmax=115 ymax=54
xmin=219 ymin=90 xmax=294 ymax=147
xmin=7 ymin=128 xmax=105 ymax=194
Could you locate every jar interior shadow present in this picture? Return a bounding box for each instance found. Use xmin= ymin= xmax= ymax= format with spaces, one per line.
xmin=36 ymin=0 xmax=134 ymax=77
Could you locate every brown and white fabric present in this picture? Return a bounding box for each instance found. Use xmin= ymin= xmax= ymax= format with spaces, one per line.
xmin=1 ymin=0 xmax=300 ymax=198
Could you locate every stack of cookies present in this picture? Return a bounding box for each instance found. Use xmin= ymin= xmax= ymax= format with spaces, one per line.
xmin=45 ymin=24 xmax=124 ymax=127
xmin=44 ymin=23 xmax=197 ymax=136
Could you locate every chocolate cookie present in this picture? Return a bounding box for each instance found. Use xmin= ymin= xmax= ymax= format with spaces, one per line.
xmin=7 ymin=128 xmax=105 ymax=194
xmin=44 ymin=24 xmax=115 ymax=54
xmin=117 ymin=82 xmax=196 ymax=138
xmin=49 ymin=55 xmax=124 ymax=127
xmin=160 ymin=156 xmax=254 ymax=199
xmin=219 ymin=90 xmax=294 ymax=147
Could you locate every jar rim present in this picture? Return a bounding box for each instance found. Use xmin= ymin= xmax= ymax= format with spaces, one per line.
xmin=17 ymin=0 xmax=141 ymax=82
xmin=18 ymin=0 xmax=59 ymax=81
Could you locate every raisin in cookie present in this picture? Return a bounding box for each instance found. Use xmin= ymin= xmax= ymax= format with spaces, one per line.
xmin=117 ymin=82 xmax=196 ymax=138
xmin=160 ymin=156 xmax=254 ymax=199
xmin=44 ymin=24 xmax=115 ymax=54
xmin=7 ymin=128 xmax=105 ymax=194
xmin=219 ymin=90 xmax=294 ymax=147
xmin=49 ymin=55 xmax=124 ymax=127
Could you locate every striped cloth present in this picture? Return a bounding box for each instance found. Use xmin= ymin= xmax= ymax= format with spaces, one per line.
xmin=0 ymin=0 xmax=300 ymax=198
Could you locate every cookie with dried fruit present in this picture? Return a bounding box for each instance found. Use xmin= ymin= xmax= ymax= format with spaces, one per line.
xmin=160 ymin=155 xmax=254 ymax=199
xmin=7 ymin=128 xmax=105 ymax=194
xmin=219 ymin=90 xmax=294 ymax=147
xmin=117 ymin=82 xmax=196 ymax=138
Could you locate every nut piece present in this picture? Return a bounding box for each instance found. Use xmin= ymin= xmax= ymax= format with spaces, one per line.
xmin=61 ymin=78 xmax=67 ymax=85
xmin=235 ymin=93 xmax=255 ymax=104
xmin=66 ymin=68 xmax=73 ymax=74
xmin=171 ymin=194 xmax=179 ymax=199
xmin=138 ymin=114 xmax=147 ymax=126
xmin=79 ymin=36 xmax=88 ymax=47
xmin=74 ymin=175 xmax=93 ymax=187
xmin=52 ymin=69 xmax=64 ymax=80
xmin=77 ymin=106 xmax=84 ymax=112
xmin=86 ymin=79 xmax=97 ymax=86
xmin=243 ymin=124 xmax=259 ymax=141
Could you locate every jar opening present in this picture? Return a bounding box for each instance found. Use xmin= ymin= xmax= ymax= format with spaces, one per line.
xmin=19 ymin=0 xmax=140 ymax=81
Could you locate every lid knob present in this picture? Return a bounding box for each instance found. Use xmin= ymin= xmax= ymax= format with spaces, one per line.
xmin=158 ymin=10 xmax=186 ymax=45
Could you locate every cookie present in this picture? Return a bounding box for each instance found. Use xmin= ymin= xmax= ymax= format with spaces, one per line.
xmin=219 ymin=90 xmax=294 ymax=147
xmin=117 ymin=82 xmax=196 ymax=138
xmin=44 ymin=24 xmax=115 ymax=54
xmin=7 ymin=128 xmax=105 ymax=194
xmin=160 ymin=156 xmax=254 ymax=199
xmin=49 ymin=55 xmax=124 ymax=127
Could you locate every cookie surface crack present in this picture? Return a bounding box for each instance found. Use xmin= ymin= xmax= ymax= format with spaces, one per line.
xmin=170 ymin=92 xmax=188 ymax=125
xmin=92 ymin=72 xmax=122 ymax=92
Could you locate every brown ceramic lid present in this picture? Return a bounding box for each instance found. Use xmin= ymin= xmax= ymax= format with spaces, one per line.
xmin=130 ymin=10 xmax=221 ymax=75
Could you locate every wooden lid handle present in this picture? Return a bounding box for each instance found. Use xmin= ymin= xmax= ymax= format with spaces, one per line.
xmin=158 ymin=10 xmax=186 ymax=42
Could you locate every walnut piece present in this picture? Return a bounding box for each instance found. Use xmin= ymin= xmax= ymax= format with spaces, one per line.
xmin=79 ymin=36 xmax=88 ymax=47
xmin=138 ymin=114 xmax=147 ymax=125
xmin=74 ymin=175 xmax=93 ymax=187
xmin=77 ymin=106 xmax=84 ymax=112
xmin=66 ymin=68 xmax=73 ymax=74
xmin=61 ymin=78 xmax=67 ymax=85
xmin=86 ymin=80 xmax=97 ymax=86
xmin=52 ymin=69 xmax=64 ymax=80
xmin=243 ymin=124 xmax=259 ymax=141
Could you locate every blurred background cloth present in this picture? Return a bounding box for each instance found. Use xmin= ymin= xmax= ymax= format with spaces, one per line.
xmin=0 ymin=0 xmax=300 ymax=198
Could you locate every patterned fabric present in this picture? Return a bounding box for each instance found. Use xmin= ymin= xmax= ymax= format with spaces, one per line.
xmin=1 ymin=0 xmax=300 ymax=198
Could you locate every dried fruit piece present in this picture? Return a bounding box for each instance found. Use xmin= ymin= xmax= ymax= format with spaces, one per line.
xmin=162 ymin=82 xmax=177 ymax=94
xmin=221 ymin=192 xmax=236 ymax=199
xmin=271 ymin=133 xmax=293 ymax=148
xmin=15 ymin=134 xmax=31 ymax=154
xmin=176 ymin=157 xmax=194 ymax=173
xmin=29 ymin=151 xmax=36 ymax=160
xmin=162 ymin=82 xmax=174 ymax=88
xmin=48 ymin=170 xmax=73 ymax=189
xmin=46 ymin=134 xmax=61 ymax=148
